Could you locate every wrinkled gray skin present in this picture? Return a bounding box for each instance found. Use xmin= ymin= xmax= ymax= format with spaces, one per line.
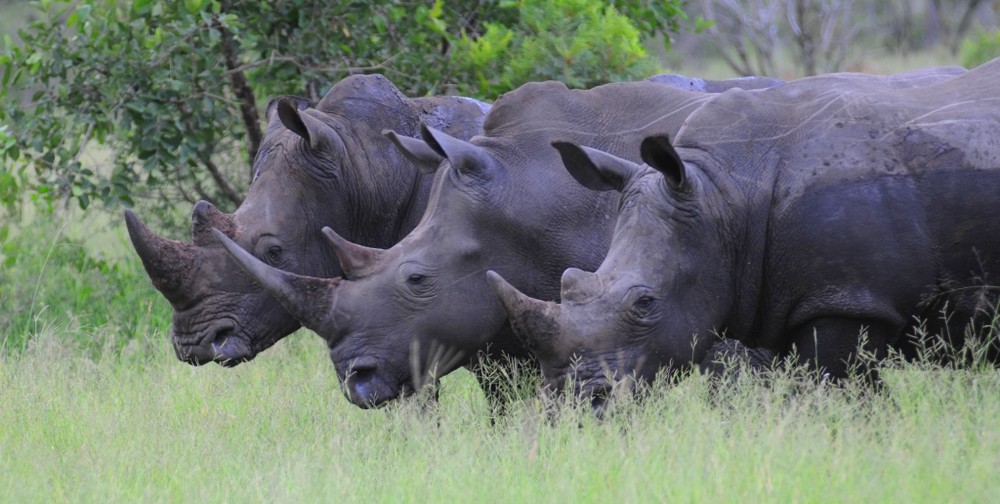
xmin=216 ymin=76 xmax=787 ymax=408
xmin=647 ymin=66 xmax=965 ymax=93
xmin=490 ymin=61 xmax=1000 ymax=408
xmin=647 ymin=73 xmax=785 ymax=92
xmin=126 ymin=74 xmax=489 ymax=366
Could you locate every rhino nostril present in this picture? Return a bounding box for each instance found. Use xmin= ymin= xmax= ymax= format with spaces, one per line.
xmin=350 ymin=364 xmax=377 ymax=382
xmin=346 ymin=365 xmax=395 ymax=408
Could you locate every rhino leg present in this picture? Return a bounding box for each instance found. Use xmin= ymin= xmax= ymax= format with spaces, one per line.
xmin=467 ymin=335 xmax=537 ymax=419
xmin=789 ymin=317 xmax=893 ymax=381
xmin=698 ymin=339 xmax=775 ymax=376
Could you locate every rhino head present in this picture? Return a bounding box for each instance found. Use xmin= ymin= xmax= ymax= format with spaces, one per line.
xmin=488 ymin=136 xmax=738 ymax=411
xmin=212 ymin=124 xmax=507 ymax=406
xmin=216 ymin=120 xmax=614 ymax=408
xmin=126 ymin=83 xmax=424 ymax=366
xmin=126 ymin=97 xmax=343 ymax=364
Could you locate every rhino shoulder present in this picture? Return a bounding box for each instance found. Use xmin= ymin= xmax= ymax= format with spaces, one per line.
xmin=316 ymin=73 xmax=410 ymax=116
xmin=648 ymin=73 xmax=785 ymax=93
xmin=414 ymin=95 xmax=491 ymax=140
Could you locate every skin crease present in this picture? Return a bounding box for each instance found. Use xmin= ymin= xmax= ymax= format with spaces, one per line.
xmin=215 ymin=76 xmax=798 ymax=408
xmin=490 ymin=61 xmax=1000 ymax=408
xmin=126 ymin=68 xmax=968 ymax=370
xmin=216 ymin=68 xmax=967 ymax=407
xmin=126 ymin=74 xmax=489 ymax=366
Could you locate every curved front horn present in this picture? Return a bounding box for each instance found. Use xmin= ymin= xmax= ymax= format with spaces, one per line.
xmin=125 ymin=209 xmax=199 ymax=307
xmin=212 ymin=228 xmax=341 ymax=340
xmin=486 ymin=271 xmax=561 ymax=351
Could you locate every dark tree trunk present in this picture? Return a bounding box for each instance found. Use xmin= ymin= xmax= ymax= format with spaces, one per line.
xmin=216 ymin=3 xmax=262 ymax=188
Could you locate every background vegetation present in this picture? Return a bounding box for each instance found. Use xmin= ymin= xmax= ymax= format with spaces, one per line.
xmin=1 ymin=0 xmax=999 ymax=501
xmin=3 ymin=307 xmax=999 ymax=502
xmin=0 ymin=0 xmax=690 ymax=227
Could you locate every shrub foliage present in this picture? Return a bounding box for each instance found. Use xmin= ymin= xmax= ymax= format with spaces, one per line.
xmin=0 ymin=0 xmax=687 ymax=219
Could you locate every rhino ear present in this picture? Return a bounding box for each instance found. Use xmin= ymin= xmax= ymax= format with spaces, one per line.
xmin=383 ymin=129 xmax=444 ymax=175
xmin=552 ymin=141 xmax=639 ymax=192
xmin=640 ymin=134 xmax=687 ymax=191
xmin=266 ymin=96 xmax=309 ymax=123
xmin=420 ymin=124 xmax=495 ymax=180
xmin=277 ymin=99 xmax=346 ymax=156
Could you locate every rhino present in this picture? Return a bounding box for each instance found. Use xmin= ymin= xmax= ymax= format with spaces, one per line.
xmin=211 ymin=76 xmax=792 ymax=408
xmin=487 ymin=59 xmax=1000 ymax=407
xmin=125 ymin=74 xmax=489 ymax=366
xmin=647 ymin=73 xmax=785 ymax=92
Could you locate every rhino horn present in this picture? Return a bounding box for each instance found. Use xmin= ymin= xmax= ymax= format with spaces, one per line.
xmin=212 ymin=228 xmax=340 ymax=339
xmin=124 ymin=209 xmax=199 ymax=307
xmin=486 ymin=271 xmax=561 ymax=349
xmin=560 ymin=267 xmax=598 ymax=304
xmin=383 ymin=129 xmax=445 ymax=175
xmin=191 ymin=200 xmax=235 ymax=246
xmin=321 ymin=226 xmax=384 ymax=278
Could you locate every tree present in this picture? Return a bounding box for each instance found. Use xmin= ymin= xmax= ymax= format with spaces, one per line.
xmin=700 ymin=0 xmax=858 ymax=77
xmin=694 ymin=0 xmax=997 ymax=78
xmin=450 ymin=0 xmax=665 ymax=98
xmin=0 ymin=0 xmax=688 ymax=226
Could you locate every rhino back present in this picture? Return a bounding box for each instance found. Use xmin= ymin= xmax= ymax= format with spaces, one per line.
xmin=483 ymin=80 xmax=714 ymax=158
xmin=671 ymin=59 xmax=1000 ymax=349
xmin=416 ymin=95 xmax=491 ymax=138
xmin=458 ymin=80 xmax=720 ymax=300
xmin=674 ymin=59 xmax=995 ymax=189
xmin=647 ymin=73 xmax=784 ymax=93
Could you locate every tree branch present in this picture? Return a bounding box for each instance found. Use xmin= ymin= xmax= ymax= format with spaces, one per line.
xmin=215 ymin=6 xmax=261 ymax=184
xmin=201 ymin=155 xmax=242 ymax=206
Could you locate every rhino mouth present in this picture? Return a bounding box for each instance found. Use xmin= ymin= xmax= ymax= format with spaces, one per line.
xmin=337 ymin=356 xmax=414 ymax=408
xmin=585 ymin=383 xmax=614 ymax=417
xmin=173 ymin=320 xmax=254 ymax=367
xmin=577 ymin=375 xmax=639 ymax=417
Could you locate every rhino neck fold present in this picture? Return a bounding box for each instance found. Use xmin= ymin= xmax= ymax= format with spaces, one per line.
xmin=684 ymin=149 xmax=776 ymax=346
xmin=332 ymin=125 xmax=429 ymax=250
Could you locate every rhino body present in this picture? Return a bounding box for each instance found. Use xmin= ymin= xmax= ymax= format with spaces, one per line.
xmin=126 ymin=74 xmax=489 ymax=365
xmin=216 ymin=77 xmax=785 ymax=407
xmin=490 ymin=60 xmax=999 ymax=402
xmin=647 ymin=73 xmax=784 ymax=92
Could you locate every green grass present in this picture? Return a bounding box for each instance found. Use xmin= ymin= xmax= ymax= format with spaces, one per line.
xmin=1 ymin=209 xmax=171 ymax=353
xmin=2 ymin=325 xmax=998 ymax=502
xmin=1 ymin=210 xmax=999 ymax=502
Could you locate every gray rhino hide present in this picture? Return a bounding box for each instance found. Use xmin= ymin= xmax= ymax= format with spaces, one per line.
xmin=127 ymin=74 xmax=488 ymax=366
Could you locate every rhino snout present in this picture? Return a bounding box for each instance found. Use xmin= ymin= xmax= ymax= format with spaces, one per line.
xmin=173 ymin=320 xmax=253 ymax=367
xmin=586 ymin=382 xmax=614 ymax=418
xmin=343 ymin=361 xmax=401 ymax=408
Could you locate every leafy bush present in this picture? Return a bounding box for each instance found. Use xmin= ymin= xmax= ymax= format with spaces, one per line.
xmin=961 ymin=29 xmax=1000 ymax=68
xmin=0 ymin=0 xmax=688 ymax=225
xmin=450 ymin=0 xmax=659 ymax=97
xmin=0 ymin=215 xmax=170 ymax=353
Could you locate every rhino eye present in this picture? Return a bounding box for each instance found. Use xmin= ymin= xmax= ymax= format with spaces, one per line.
xmin=407 ymin=273 xmax=426 ymax=284
xmin=264 ymin=245 xmax=282 ymax=265
xmin=633 ymin=296 xmax=656 ymax=311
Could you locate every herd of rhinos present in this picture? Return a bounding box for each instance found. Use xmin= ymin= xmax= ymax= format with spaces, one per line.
xmin=125 ymin=57 xmax=1000 ymax=412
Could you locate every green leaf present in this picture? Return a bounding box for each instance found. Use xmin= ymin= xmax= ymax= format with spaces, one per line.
xmin=184 ymin=0 xmax=208 ymax=15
